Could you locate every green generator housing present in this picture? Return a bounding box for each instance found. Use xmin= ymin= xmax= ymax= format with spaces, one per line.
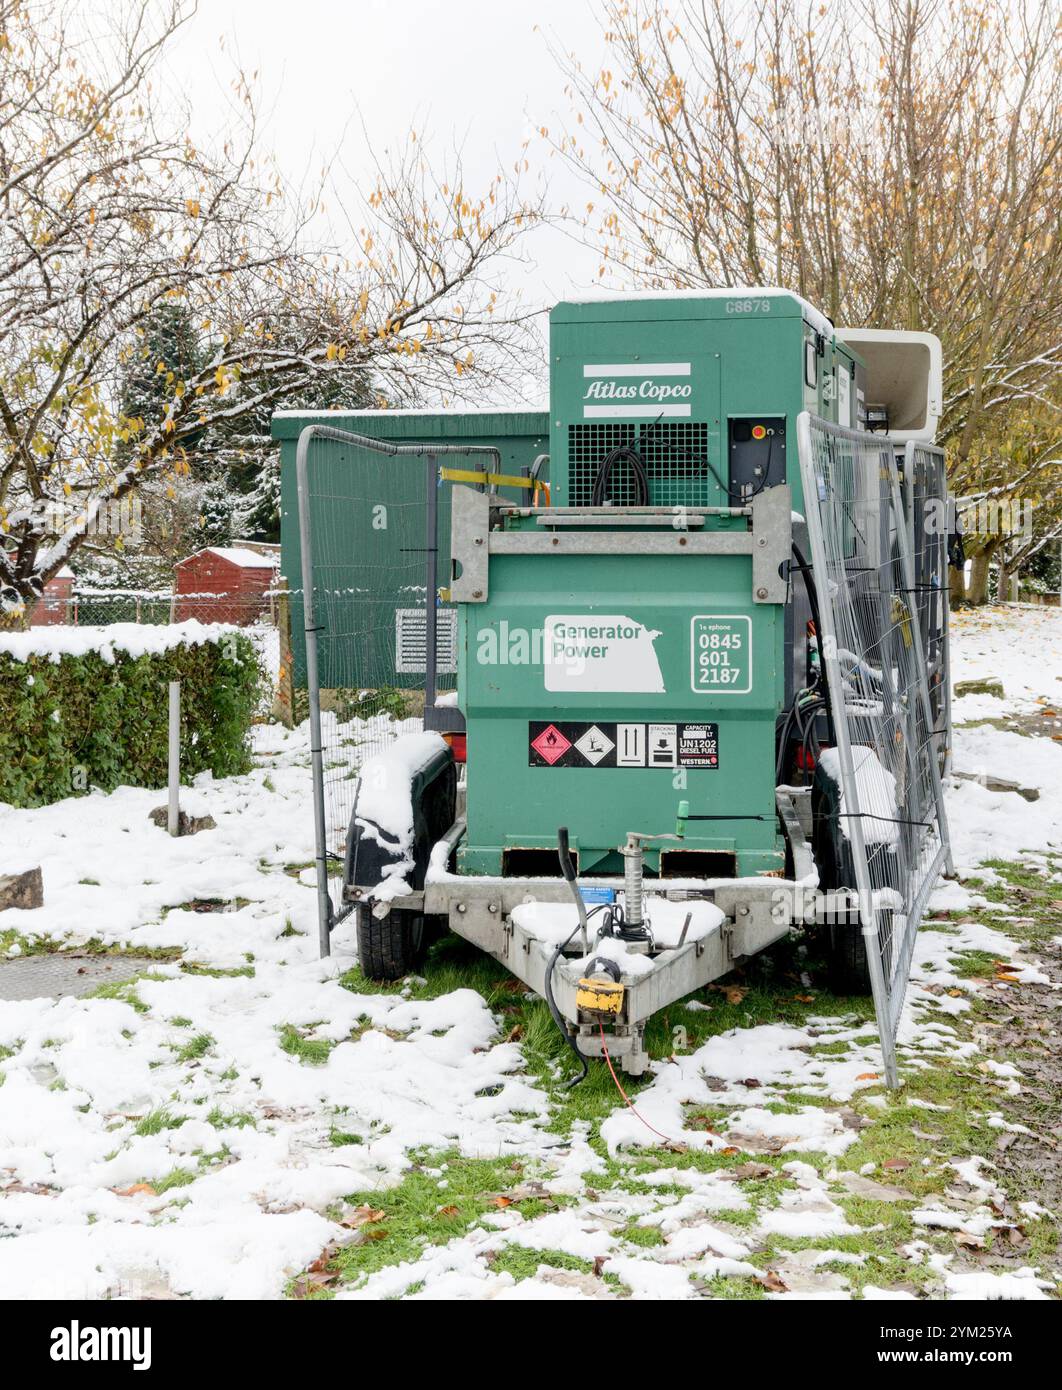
xmin=455 ymin=291 xmax=860 ymax=878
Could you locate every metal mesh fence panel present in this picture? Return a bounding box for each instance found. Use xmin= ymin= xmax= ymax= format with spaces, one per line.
xmin=904 ymin=441 xmax=951 ymax=776
xmin=295 ymin=424 xmax=506 ymax=955
xmin=797 ymin=413 xmax=954 ymax=1085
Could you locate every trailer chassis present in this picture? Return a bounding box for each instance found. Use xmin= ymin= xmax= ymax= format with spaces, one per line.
xmin=347 ymin=789 xmax=819 ymax=1075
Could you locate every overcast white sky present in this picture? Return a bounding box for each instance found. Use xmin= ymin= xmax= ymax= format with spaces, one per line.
xmin=160 ymin=0 xmax=610 ymax=312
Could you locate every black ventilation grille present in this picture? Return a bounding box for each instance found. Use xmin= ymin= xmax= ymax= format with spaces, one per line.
xmin=567 ymin=422 xmax=715 ymax=507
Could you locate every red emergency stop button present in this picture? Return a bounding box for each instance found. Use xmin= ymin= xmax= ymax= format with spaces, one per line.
xmin=751 ymin=423 xmax=767 ymax=440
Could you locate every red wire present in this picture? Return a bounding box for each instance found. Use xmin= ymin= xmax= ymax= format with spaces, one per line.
xmin=598 ymin=1023 xmax=678 ymax=1147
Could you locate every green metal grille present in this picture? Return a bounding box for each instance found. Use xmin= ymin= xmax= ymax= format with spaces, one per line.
xmin=567 ymin=422 xmax=714 ymax=507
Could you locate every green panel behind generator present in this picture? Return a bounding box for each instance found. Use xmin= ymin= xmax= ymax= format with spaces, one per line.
xmin=273 ymin=409 xmax=549 ymax=688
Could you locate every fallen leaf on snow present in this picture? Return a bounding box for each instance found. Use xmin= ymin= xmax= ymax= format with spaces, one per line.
xmin=339 ymin=1205 xmax=385 ymax=1229
xmin=954 ymin=1231 xmax=985 ymax=1250
xmin=728 ymin=1161 xmax=774 ymax=1180
xmin=755 ymin=1271 xmax=789 ymax=1293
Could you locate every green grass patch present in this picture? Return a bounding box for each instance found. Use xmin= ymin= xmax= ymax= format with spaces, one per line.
xmin=296 ymin=1151 xmax=558 ymax=1295
xmin=174 ymin=1032 xmax=214 ymax=1063
xmin=206 ymin=1107 xmax=257 ymax=1130
xmin=278 ymin=1024 xmax=333 ymax=1065
xmin=179 ymin=962 xmax=255 ymax=979
xmin=133 ymin=1108 xmax=185 ymax=1137
xmin=152 ymin=1167 xmax=198 ymax=1194
xmin=329 ymin=1127 xmax=364 ymax=1147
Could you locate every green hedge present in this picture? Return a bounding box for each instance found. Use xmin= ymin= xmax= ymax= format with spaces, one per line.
xmin=0 ymin=630 xmax=264 ymax=807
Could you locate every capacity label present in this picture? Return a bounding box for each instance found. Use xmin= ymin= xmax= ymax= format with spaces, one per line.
xmin=690 ymin=614 xmax=752 ymax=695
xmin=529 ymin=722 xmax=719 ymax=769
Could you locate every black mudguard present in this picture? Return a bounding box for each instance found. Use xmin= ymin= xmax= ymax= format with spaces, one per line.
xmin=344 ymin=743 xmax=456 ymax=896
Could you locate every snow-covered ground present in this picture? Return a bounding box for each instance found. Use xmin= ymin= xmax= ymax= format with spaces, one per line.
xmin=0 ymin=605 xmax=1059 ymax=1301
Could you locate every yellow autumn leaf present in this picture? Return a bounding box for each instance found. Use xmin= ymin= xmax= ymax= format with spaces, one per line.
xmin=186 ymin=199 xmax=200 ymax=218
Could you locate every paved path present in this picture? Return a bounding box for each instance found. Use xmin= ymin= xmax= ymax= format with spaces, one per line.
xmin=0 ymin=954 xmax=156 ymax=1002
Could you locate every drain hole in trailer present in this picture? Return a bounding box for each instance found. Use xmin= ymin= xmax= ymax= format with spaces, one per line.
xmin=502 ymin=847 xmax=576 ymax=878
xmin=659 ymin=849 xmax=736 ymax=879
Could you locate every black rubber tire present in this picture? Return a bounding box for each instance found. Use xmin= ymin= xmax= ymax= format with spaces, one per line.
xmin=356 ymin=904 xmax=427 ymax=981
xmin=346 ymin=743 xmax=456 ymax=979
xmin=825 ymin=918 xmax=873 ymax=995
xmin=812 ymin=773 xmax=874 ymax=996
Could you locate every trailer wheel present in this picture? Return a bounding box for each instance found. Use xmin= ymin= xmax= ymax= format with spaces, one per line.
xmin=824 ymin=918 xmax=873 ymax=995
xmin=812 ymin=773 xmax=874 ymax=996
xmin=349 ymin=743 xmax=456 ymax=981
xmin=356 ymin=904 xmax=427 ymax=981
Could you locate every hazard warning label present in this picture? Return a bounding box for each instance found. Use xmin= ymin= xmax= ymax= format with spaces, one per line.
xmin=529 ymin=721 xmax=718 ymax=769
xmin=529 ymin=724 xmax=571 ymax=765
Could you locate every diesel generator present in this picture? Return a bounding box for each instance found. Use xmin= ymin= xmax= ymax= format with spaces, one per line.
xmin=291 ymin=289 xmax=954 ymax=1086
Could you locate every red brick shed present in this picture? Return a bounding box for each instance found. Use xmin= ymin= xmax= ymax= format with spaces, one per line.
xmin=174 ymin=546 xmax=277 ymax=625
xmin=30 ymin=565 xmax=74 ymax=626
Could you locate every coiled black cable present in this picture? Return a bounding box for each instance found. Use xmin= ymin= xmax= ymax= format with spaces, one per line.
xmin=590 ymin=416 xmax=664 ymax=507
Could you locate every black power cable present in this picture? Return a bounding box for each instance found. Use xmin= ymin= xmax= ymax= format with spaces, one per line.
xmin=789 ymin=542 xmax=836 ymax=747
xmin=591 ymin=416 xmax=663 ymax=507
xmin=543 ymin=903 xmax=612 ymax=1090
xmin=661 ymin=434 xmax=774 ymax=504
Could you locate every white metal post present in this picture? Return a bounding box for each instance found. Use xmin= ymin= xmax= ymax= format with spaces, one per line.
xmin=167 ymin=680 xmax=181 ymax=837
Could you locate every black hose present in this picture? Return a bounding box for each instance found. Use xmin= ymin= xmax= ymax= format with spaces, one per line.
xmin=790 ymin=542 xmax=836 ymax=747
xmin=591 ymin=417 xmax=663 ymax=507
xmin=543 ymin=902 xmax=611 ymax=1091
xmin=591 ymin=442 xmax=650 ymax=506
xmin=544 ymin=924 xmax=588 ymax=1089
xmin=776 ymin=690 xmax=825 ymax=782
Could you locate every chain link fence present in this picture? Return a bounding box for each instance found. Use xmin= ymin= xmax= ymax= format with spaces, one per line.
xmin=797 ymin=412 xmax=954 ymax=1086
xmin=51 ymin=590 xmax=280 ymax=626
xmin=295 ymin=424 xmax=522 ymax=955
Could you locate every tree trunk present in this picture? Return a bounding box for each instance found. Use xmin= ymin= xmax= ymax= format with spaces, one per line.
xmin=966 ymin=541 xmax=999 ymax=605
xmin=997 ymin=560 xmax=1016 ymax=602
xmin=949 ymin=563 xmax=966 ymax=607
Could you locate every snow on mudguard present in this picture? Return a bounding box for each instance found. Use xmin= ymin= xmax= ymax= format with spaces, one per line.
xmin=344 ymin=733 xmax=455 ymax=900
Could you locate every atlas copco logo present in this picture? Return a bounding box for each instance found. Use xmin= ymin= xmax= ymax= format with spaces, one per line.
xmin=581 ymin=362 xmax=692 ymax=418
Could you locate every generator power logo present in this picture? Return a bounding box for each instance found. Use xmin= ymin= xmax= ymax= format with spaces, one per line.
xmin=581 ymin=361 xmax=692 ymax=417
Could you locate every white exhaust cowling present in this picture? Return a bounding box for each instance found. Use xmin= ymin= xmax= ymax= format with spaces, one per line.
xmin=836 ymin=328 xmax=942 ymax=444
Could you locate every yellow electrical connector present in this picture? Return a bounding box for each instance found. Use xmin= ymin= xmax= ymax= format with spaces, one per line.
xmin=576 ymin=977 xmax=625 ymax=1019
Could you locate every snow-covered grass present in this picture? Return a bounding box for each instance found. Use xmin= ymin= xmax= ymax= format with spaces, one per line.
xmin=0 ymin=605 xmax=1060 ymax=1300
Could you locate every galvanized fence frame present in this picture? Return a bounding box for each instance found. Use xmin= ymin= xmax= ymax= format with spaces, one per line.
xmin=796 ymin=412 xmax=954 ymax=1085
xmin=295 ymin=423 xmax=502 ymax=957
xmin=904 ymin=440 xmax=952 ymax=778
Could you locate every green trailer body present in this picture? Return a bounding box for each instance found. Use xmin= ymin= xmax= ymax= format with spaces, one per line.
xmin=457 ymin=541 xmax=786 ymax=877
xmin=456 ymin=292 xmax=854 ymax=877
xmin=272 ymin=408 xmax=549 ymax=688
